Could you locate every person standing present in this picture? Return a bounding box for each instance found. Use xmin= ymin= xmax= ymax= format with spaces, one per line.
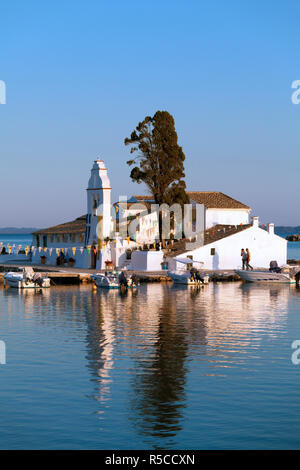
xmin=241 ymin=248 xmax=247 ymax=270
xmin=246 ymin=248 xmax=253 ymax=270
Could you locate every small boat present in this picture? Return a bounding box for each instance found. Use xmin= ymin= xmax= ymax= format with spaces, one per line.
xmin=4 ymin=267 xmax=51 ymax=289
xmin=93 ymin=273 xmax=120 ymax=289
xmin=168 ymin=257 xmax=209 ymax=285
xmin=92 ymin=272 xmax=137 ymax=289
xmin=168 ymin=271 xmax=210 ymax=285
xmin=235 ymin=269 xmax=296 ymax=284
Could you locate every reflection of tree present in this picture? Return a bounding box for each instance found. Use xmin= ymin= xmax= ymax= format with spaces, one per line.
xmin=129 ymin=289 xmax=189 ymax=443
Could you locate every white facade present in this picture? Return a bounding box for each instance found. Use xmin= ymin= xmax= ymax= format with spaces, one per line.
xmin=167 ymin=219 xmax=287 ymax=271
xmin=205 ymin=208 xmax=250 ymax=228
xmin=86 ymin=159 xmax=112 ymax=245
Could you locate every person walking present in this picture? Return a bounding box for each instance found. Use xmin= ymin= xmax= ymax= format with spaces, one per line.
xmin=241 ymin=248 xmax=247 ymax=270
xmin=245 ymin=248 xmax=253 ymax=270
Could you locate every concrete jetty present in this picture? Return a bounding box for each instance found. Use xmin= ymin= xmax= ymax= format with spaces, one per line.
xmin=0 ymin=264 xmax=171 ymax=285
xmin=0 ymin=263 xmax=243 ymax=285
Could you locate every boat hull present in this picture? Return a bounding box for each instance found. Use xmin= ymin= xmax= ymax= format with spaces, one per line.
xmin=4 ymin=274 xmax=51 ymax=289
xmin=93 ymin=273 xmax=137 ymax=289
xmin=93 ymin=274 xmax=119 ymax=289
xmin=168 ymin=271 xmax=209 ymax=285
xmin=235 ymin=270 xmax=295 ymax=284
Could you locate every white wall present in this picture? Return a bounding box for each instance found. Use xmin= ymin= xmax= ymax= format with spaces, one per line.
xmin=131 ymin=251 xmax=164 ymax=271
xmin=205 ymin=209 xmax=250 ymax=228
xmin=30 ymin=238 xmax=138 ymax=270
xmin=167 ymin=226 xmax=287 ymax=270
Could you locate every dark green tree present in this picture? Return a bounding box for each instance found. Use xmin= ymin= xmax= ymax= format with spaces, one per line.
xmin=125 ymin=110 xmax=189 ymax=241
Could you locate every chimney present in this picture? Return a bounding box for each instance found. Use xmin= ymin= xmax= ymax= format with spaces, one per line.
xmin=252 ymin=216 xmax=259 ymax=228
xmin=268 ymin=223 xmax=274 ymax=235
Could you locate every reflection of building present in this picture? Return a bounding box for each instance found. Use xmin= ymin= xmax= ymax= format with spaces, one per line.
xmin=85 ymin=290 xmax=115 ymax=403
xmin=4 ymin=281 xmax=292 ymax=447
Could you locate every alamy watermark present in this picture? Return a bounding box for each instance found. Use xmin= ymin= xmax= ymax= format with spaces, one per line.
xmin=0 ymin=80 xmax=6 ymax=104
xmin=0 ymin=340 xmax=6 ymax=365
xmin=291 ymin=80 xmax=300 ymax=104
xmin=94 ymin=199 xmax=205 ymax=250
xmin=291 ymin=340 xmax=300 ymax=365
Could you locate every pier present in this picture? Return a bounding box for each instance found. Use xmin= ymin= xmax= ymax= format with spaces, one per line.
xmin=0 ymin=264 xmax=171 ymax=285
xmin=0 ymin=263 xmax=244 ymax=285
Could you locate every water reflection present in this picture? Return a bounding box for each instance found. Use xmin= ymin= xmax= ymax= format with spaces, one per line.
xmin=129 ymin=285 xmax=189 ymax=446
xmin=0 ymin=281 xmax=297 ymax=448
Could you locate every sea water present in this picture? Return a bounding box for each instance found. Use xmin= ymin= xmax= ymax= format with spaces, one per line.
xmin=0 ymin=282 xmax=300 ymax=449
xmin=0 ymin=234 xmax=33 ymax=250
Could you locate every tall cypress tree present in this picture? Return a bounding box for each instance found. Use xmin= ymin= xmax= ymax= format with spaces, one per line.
xmin=125 ymin=110 xmax=189 ymax=241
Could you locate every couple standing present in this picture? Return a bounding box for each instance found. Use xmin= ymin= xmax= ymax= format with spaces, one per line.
xmin=241 ymin=248 xmax=253 ymax=270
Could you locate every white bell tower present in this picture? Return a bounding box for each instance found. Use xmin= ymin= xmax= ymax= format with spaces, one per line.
xmin=85 ymin=158 xmax=112 ymax=246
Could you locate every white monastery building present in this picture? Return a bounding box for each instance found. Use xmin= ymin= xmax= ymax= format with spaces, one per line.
xmin=31 ymin=158 xmax=287 ymax=271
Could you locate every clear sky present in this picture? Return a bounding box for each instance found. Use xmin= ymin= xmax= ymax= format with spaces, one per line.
xmin=0 ymin=0 xmax=299 ymax=227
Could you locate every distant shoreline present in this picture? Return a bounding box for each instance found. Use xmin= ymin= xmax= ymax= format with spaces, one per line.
xmin=275 ymin=226 xmax=300 ymax=235
xmin=0 ymin=228 xmax=39 ymax=234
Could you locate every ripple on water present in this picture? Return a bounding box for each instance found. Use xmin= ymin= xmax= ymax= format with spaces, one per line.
xmin=0 ymin=282 xmax=300 ymax=449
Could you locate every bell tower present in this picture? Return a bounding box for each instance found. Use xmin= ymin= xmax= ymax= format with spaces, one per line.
xmin=85 ymin=158 xmax=112 ymax=246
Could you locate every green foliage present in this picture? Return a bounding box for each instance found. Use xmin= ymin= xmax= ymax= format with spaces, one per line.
xmin=124 ymin=111 xmax=189 ymax=207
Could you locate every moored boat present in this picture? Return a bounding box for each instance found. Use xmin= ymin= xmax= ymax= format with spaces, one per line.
xmin=92 ymin=272 xmax=138 ymax=289
xmin=168 ymin=271 xmax=210 ymax=285
xmin=168 ymin=257 xmax=209 ymax=285
xmin=4 ymin=267 xmax=51 ymax=289
xmin=235 ymin=269 xmax=295 ymax=284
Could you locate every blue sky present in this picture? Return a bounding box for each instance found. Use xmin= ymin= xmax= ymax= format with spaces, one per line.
xmin=0 ymin=0 xmax=299 ymax=227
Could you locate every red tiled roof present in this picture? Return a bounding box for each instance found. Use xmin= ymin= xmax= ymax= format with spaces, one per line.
xmin=32 ymin=215 xmax=86 ymax=235
xmin=133 ymin=195 xmax=154 ymax=201
xmin=187 ymin=192 xmax=250 ymax=209
xmin=129 ymin=192 xmax=250 ymax=210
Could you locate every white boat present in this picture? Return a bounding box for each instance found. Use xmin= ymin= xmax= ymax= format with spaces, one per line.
xmin=92 ymin=272 xmax=137 ymax=289
xmin=4 ymin=267 xmax=51 ymax=289
xmin=168 ymin=258 xmax=210 ymax=285
xmin=93 ymin=273 xmax=120 ymax=289
xmin=235 ymin=269 xmax=296 ymax=284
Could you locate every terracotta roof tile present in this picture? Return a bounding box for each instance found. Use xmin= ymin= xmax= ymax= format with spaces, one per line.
xmin=33 ymin=215 xmax=86 ymax=235
xmin=187 ymin=191 xmax=250 ymax=209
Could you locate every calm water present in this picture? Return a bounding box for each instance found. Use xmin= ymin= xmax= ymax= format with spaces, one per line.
xmin=0 ymin=282 xmax=300 ymax=449
xmin=0 ymin=234 xmax=33 ymax=249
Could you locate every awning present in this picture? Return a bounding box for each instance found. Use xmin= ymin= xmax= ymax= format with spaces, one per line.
xmin=174 ymin=257 xmax=204 ymax=265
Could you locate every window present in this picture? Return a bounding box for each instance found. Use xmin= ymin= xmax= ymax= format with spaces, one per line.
xmin=211 ymin=248 xmax=215 ymax=256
